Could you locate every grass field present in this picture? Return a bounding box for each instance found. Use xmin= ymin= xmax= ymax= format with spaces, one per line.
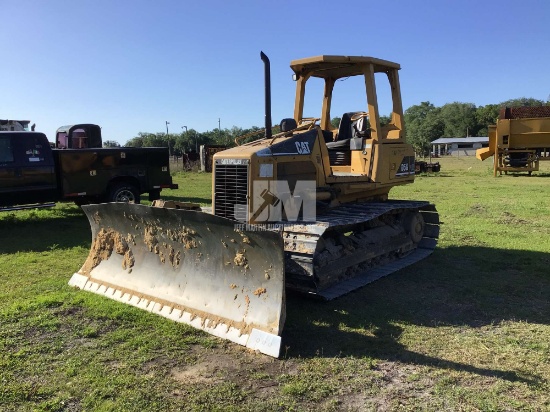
xmin=1 ymin=156 xmax=549 ymax=411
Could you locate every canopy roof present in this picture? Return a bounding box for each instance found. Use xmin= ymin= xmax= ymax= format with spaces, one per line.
xmin=290 ymin=55 xmax=400 ymax=80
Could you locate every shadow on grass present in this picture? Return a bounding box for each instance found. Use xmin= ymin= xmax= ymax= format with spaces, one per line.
xmin=0 ymin=206 xmax=90 ymax=253
xmin=153 ymin=194 xmax=211 ymax=205
xmin=506 ymin=172 xmax=550 ymax=178
xmin=283 ymin=245 xmax=550 ymax=385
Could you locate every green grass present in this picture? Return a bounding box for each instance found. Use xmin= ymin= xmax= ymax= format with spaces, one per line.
xmin=163 ymin=170 xmax=212 ymax=205
xmin=1 ymin=159 xmax=550 ymax=411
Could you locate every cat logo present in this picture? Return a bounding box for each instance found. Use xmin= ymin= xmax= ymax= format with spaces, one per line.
xmin=295 ymin=141 xmax=311 ymax=154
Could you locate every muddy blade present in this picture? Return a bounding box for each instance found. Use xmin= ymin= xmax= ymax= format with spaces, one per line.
xmin=70 ymin=203 xmax=285 ymax=357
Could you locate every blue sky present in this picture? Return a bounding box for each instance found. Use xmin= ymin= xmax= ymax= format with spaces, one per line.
xmin=2 ymin=0 xmax=549 ymax=144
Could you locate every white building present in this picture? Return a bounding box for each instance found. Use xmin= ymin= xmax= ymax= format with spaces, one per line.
xmin=431 ymin=137 xmax=489 ymax=156
xmin=0 ymin=120 xmax=32 ymax=131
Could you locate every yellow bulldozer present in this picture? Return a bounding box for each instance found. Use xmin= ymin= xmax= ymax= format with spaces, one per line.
xmin=69 ymin=53 xmax=439 ymax=357
xmin=476 ymin=106 xmax=550 ymax=175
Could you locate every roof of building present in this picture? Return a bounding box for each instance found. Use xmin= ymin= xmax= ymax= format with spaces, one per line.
xmin=431 ymin=137 xmax=488 ymax=144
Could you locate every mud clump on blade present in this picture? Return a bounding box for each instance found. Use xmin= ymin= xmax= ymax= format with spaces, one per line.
xmin=167 ymin=245 xmax=181 ymax=268
xmin=243 ymin=295 xmax=251 ymax=318
xmin=253 ymin=287 xmax=267 ymax=297
xmin=80 ymin=228 xmax=116 ymax=276
xmin=182 ymin=231 xmax=197 ymax=249
xmin=122 ymin=250 xmax=135 ymax=270
xmin=113 ymin=231 xmax=135 ymax=271
xmin=114 ymin=232 xmax=129 ymax=255
xmin=144 ymin=226 xmax=158 ymax=252
xmin=167 ymin=227 xmax=197 ymax=249
xmin=92 ymin=211 xmax=101 ymax=225
xmin=234 ymin=251 xmax=248 ymax=267
xmin=80 ymin=228 xmax=137 ymax=276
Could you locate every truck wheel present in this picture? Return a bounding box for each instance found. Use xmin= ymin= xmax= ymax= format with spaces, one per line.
xmin=109 ymin=183 xmax=141 ymax=203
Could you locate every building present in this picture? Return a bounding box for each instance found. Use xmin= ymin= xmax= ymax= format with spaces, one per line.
xmin=431 ymin=137 xmax=489 ymax=156
xmin=0 ymin=120 xmax=32 ymax=131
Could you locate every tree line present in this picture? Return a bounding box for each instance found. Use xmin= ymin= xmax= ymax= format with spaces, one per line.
xmin=104 ymin=97 xmax=549 ymax=156
xmin=104 ymin=125 xmax=279 ymax=156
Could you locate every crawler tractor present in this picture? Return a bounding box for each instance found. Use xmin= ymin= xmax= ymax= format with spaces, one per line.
xmin=70 ymin=53 xmax=439 ymax=357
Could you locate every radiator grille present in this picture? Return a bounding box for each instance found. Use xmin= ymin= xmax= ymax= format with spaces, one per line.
xmin=214 ymin=162 xmax=249 ymax=221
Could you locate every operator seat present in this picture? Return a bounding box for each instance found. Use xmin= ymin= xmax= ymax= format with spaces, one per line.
xmin=325 ymin=112 xmax=356 ymax=166
xmin=326 ymin=112 xmax=369 ymax=149
xmin=326 ymin=113 xmax=353 ymax=149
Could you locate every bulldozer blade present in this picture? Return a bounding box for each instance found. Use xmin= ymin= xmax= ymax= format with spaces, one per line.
xmin=69 ymin=203 xmax=285 ymax=358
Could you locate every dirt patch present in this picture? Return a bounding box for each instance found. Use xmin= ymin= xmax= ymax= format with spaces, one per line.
xmin=462 ymin=203 xmax=489 ymax=217
xmin=370 ymin=361 xmax=436 ymax=411
xmin=169 ymin=346 xmax=297 ymax=391
xmin=60 ymin=398 xmax=82 ymax=412
xmin=19 ymin=306 xmax=118 ymax=353
xmin=497 ymin=211 xmax=530 ymax=225
xmin=171 ymin=362 xmax=218 ymax=384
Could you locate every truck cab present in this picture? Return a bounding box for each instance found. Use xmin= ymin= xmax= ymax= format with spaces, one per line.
xmin=0 ymin=132 xmax=57 ymax=207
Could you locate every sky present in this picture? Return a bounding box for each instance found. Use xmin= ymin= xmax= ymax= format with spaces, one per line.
xmin=2 ymin=0 xmax=549 ymax=144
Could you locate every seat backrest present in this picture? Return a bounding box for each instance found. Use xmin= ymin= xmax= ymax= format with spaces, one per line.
xmin=352 ymin=116 xmax=370 ymax=139
xmin=337 ymin=112 xmax=354 ymax=141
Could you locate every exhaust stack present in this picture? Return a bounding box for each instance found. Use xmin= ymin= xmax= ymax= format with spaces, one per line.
xmin=261 ymin=51 xmax=272 ymax=139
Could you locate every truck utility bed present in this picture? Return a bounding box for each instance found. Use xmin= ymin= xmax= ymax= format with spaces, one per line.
xmin=0 ymin=131 xmax=177 ymax=208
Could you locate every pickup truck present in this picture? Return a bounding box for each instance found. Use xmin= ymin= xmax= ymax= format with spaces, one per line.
xmin=0 ymin=131 xmax=177 ymax=208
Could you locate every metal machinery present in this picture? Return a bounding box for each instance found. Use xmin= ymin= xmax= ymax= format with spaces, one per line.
xmin=69 ymin=53 xmax=439 ymax=357
xmin=476 ymin=106 xmax=550 ymax=176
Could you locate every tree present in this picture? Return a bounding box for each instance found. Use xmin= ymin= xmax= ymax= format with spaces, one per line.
xmin=379 ymin=115 xmax=391 ymax=127
xmin=408 ymin=112 xmax=444 ymax=156
xmin=439 ymin=102 xmax=478 ymax=137
xmin=404 ymin=102 xmax=444 ymax=154
xmin=500 ymin=97 xmax=546 ymax=108
xmin=475 ymin=104 xmax=500 ymax=136
xmin=124 ymin=132 xmax=168 ymax=148
xmin=404 ymin=101 xmax=438 ymax=123
xmin=103 ymin=140 xmax=121 ymax=148
xmin=174 ymin=129 xmax=198 ymax=155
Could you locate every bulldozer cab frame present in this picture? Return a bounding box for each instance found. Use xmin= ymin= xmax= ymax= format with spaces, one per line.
xmin=290 ymin=55 xmax=405 ymax=142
